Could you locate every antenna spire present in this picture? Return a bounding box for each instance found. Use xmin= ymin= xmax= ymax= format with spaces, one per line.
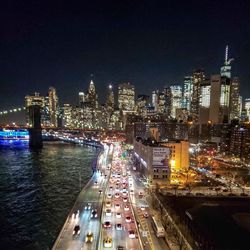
xmin=225 ymin=45 xmax=228 ymax=63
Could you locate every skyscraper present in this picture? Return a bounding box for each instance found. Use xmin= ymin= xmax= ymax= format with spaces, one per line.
xmin=245 ymin=98 xmax=250 ymax=120
xmin=136 ymin=95 xmax=150 ymax=115
xmin=191 ymin=69 xmax=205 ymax=122
xmin=183 ymin=76 xmax=193 ymax=112
xmin=200 ymin=79 xmax=211 ymax=108
xmin=229 ymin=77 xmax=240 ymax=121
xmin=164 ymin=86 xmax=172 ymax=118
xmin=106 ymin=84 xmax=115 ymax=111
xmin=170 ymin=85 xmax=182 ymax=118
xmin=220 ymin=76 xmax=230 ymax=123
xmin=151 ymin=90 xmax=165 ymax=113
xmin=118 ymin=83 xmax=135 ymax=111
xmin=79 ymin=92 xmax=85 ymax=106
xmin=152 ymin=90 xmax=158 ymax=111
xmin=86 ymin=80 xmax=98 ymax=108
xmin=220 ymin=45 xmax=234 ymax=78
xmin=48 ymin=87 xmax=59 ymax=127
xmin=209 ymin=74 xmax=221 ymax=124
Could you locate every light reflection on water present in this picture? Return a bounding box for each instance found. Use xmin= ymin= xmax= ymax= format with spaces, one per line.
xmin=0 ymin=141 xmax=98 ymax=250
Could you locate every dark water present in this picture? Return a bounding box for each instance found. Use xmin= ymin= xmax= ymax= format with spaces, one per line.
xmin=0 ymin=141 xmax=98 ymax=250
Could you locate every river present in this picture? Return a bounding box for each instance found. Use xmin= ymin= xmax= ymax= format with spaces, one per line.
xmin=0 ymin=140 xmax=99 ymax=250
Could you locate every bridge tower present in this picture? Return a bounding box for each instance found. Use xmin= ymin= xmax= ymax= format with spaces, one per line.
xmin=28 ymin=105 xmax=43 ymax=148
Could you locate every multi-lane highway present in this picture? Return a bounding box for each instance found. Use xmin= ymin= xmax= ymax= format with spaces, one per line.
xmin=53 ymin=144 xmax=111 ymax=250
xmin=53 ymin=143 xmax=145 ymax=250
xmin=99 ymin=145 xmax=142 ymax=250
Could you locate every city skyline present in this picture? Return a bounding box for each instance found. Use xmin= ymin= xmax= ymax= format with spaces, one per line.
xmin=1 ymin=1 xmax=250 ymax=109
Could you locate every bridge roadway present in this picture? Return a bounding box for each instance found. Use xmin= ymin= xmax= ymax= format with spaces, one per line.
xmin=52 ymin=145 xmax=111 ymax=250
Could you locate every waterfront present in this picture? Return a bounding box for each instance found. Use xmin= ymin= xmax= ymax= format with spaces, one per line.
xmin=0 ymin=141 xmax=98 ymax=250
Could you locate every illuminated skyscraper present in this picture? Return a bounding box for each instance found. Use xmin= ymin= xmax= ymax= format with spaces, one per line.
xmin=152 ymin=90 xmax=158 ymax=111
xmin=118 ymin=83 xmax=135 ymax=111
xmin=158 ymin=92 xmax=165 ymax=113
xmin=106 ymin=84 xmax=115 ymax=111
xmin=48 ymin=87 xmax=59 ymax=127
xmin=191 ymin=69 xmax=205 ymax=122
xmin=62 ymin=104 xmax=72 ymax=127
xmin=199 ymin=78 xmax=211 ymax=124
xmin=220 ymin=45 xmax=234 ymax=78
xmin=183 ymin=76 xmax=193 ymax=112
xmin=200 ymin=80 xmax=211 ymax=108
xmin=229 ymin=77 xmax=240 ymax=120
xmin=136 ymin=95 xmax=150 ymax=115
xmin=86 ymin=80 xmax=98 ymax=108
xmin=79 ymin=92 xmax=85 ymax=106
xmin=170 ymin=85 xmax=182 ymax=118
xmin=245 ymin=98 xmax=250 ymax=120
xmin=164 ymin=86 xmax=172 ymax=118
xmin=209 ymin=75 xmax=221 ymax=124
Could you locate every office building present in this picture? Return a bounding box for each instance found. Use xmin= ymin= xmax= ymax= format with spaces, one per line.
xmin=136 ymin=95 xmax=150 ymax=115
xmin=191 ymin=69 xmax=205 ymax=122
xmin=229 ymin=77 xmax=240 ymax=121
xmin=106 ymin=84 xmax=115 ymax=111
xmin=183 ymin=76 xmax=193 ymax=112
xmin=164 ymin=86 xmax=172 ymax=118
xmin=245 ymin=98 xmax=250 ymax=120
xmin=79 ymin=92 xmax=85 ymax=106
xmin=170 ymin=85 xmax=182 ymax=118
xmin=48 ymin=87 xmax=59 ymax=127
xmin=118 ymin=83 xmax=135 ymax=111
xmin=86 ymin=80 xmax=98 ymax=109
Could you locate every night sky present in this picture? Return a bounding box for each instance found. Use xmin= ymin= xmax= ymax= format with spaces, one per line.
xmin=1 ymin=0 xmax=250 ymax=114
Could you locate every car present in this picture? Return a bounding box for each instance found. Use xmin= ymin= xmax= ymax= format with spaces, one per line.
xmin=125 ymin=216 xmax=131 ymax=222
xmin=85 ymin=231 xmax=93 ymax=243
xmin=103 ymin=237 xmax=112 ymax=248
xmin=106 ymin=209 xmax=112 ymax=216
xmin=128 ymin=230 xmax=136 ymax=238
xmin=115 ymin=193 xmax=120 ymax=198
xmin=91 ymin=209 xmax=98 ymax=218
xmin=117 ymin=246 xmax=124 ymax=250
xmin=115 ymin=203 xmax=120 ymax=209
xmin=130 ymin=189 xmax=134 ymax=194
xmin=103 ymin=221 xmax=111 ymax=228
xmin=71 ymin=210 xmax=80 ymax=220
xmin=124 ymin=205 xmax=129 ymax=211
xmin=109 ymin=186 xmax=113 ymax=190
xmin=116 ymin=223 xmax=122 ymax=230
xmin=99 ymin=189 xmax=103 ymax=194
xmin=73 ymin=225 xmax=81 ymax=236
xmin=143 ymin=212 xmax=149 ymax=218
xmin=122 ymin=191 xmax=127 ymax=197
xmin=139 ymin=191 xmax=143 ymax=197
xmin=116 ymin=212 xmax=122 ymax=218
xmin=123 ymin=197 xmax=128 ymax=202
xmin=84 ymin=203 xmax=91 ymax=210
xmin=106 ymin=201 xmax=111 ymax=207
xmin=140 ymin=206 xmax=145 ymax=211
xmin=107 ymin=193 xmax=112 ymax=199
